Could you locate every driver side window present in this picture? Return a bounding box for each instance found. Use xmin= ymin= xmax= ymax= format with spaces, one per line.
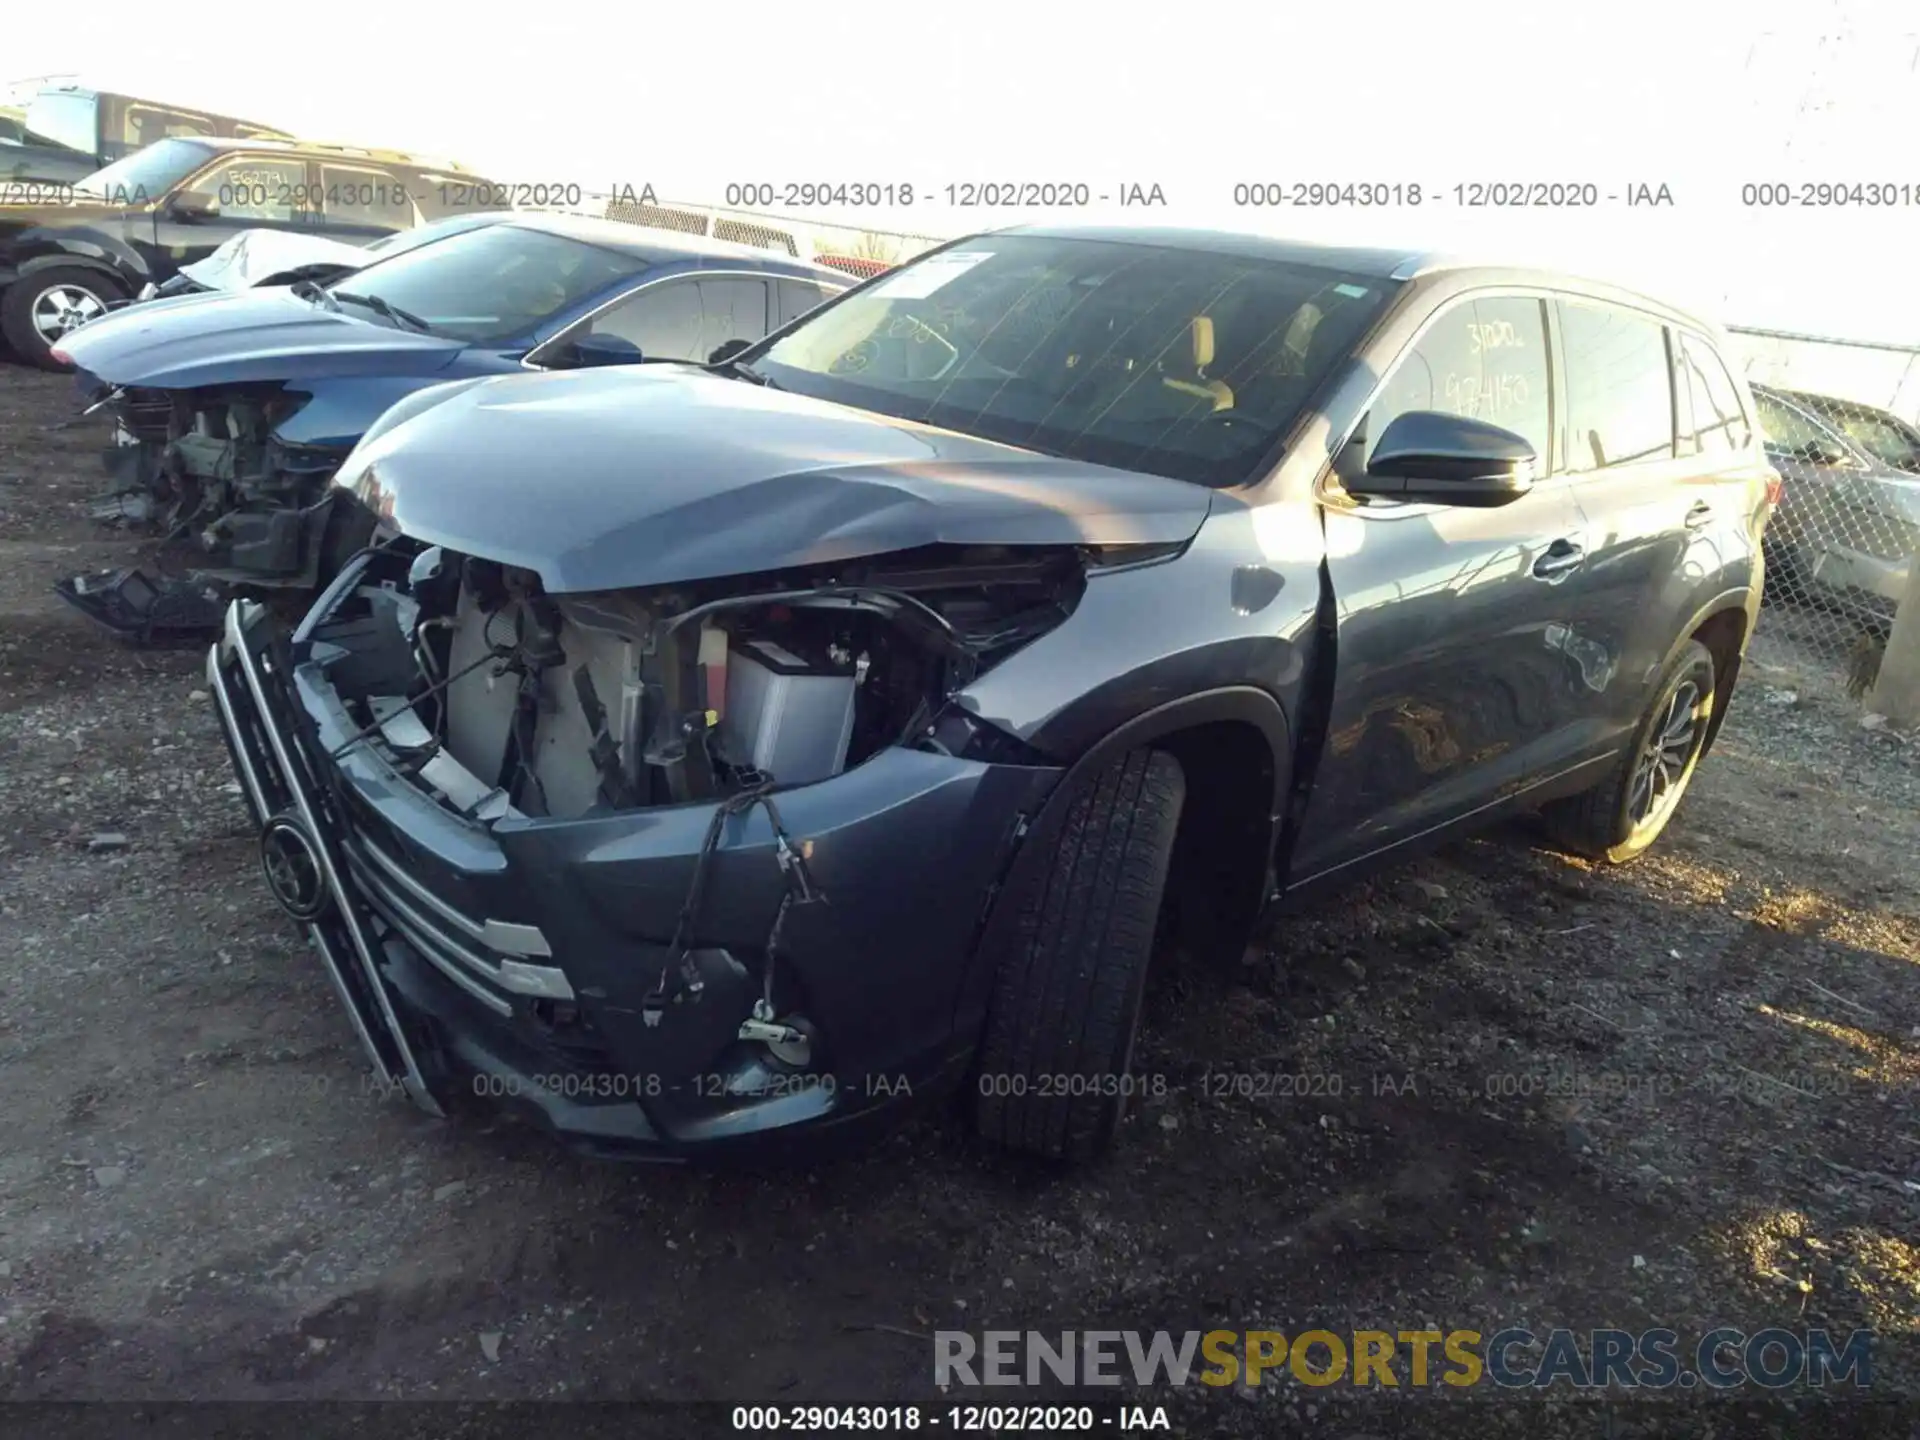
xmin=184 ymin=157 xmax=307 ymax=222
xmin=580 ymin=277 xmax=771 ymax=363
xmin=1358 ymin=296 xmax=1554 ymax=472
xmin=586 ymin=279 xmax=703 ymax=357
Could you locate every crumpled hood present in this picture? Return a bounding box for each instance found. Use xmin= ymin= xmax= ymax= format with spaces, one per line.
xmin=179 ymin=229 xmax=374 ymax=293
xmin=57 ymin=286 xmax=466 ymax=389
xmin=342 ymin=366 xmax=1217 ymax=591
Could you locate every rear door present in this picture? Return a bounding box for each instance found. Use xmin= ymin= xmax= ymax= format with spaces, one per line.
xmin=1289 ymin=291 xmax=1598 ymax=882
xmin=1552 ymin=301 xmax=1748 ymax=752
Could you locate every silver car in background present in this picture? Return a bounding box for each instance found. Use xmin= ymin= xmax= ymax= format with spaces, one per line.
xmin=1752 ymin=383 xmax=1920 ymax=626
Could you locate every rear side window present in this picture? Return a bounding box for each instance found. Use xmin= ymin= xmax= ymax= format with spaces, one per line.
xmin=1364 ymin=295 xmax=1553 ymax=468
xmin=1674 ymin=333 xmax=1751 ymax=456
xmin=1558 ymin=302 xmax=1674 ymax=471
xmin=778 ymin=278 xmax=841 ymax=327
xmin=321 ymin=165 xmax=415 ymax=230
xmin=697 ymin=277 xmax=770 ymax=357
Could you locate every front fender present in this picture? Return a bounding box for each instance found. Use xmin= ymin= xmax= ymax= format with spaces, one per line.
xmin=15 ymin=227 xmax=149 ymax=290
xmin=946 ymin=498 xmax=1327 ymax=1033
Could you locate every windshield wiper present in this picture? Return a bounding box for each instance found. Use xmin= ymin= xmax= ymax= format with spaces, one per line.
xmin=334 ymin=290 xmax=432 ymax=334
xmin=711 ymin=355 xmax=780 ymax=389
xmin=291 ymin=280 xmax=341 ymax=312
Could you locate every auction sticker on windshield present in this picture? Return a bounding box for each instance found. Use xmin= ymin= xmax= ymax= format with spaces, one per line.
xmin=872 ymin=250 xmax=995 ymax=299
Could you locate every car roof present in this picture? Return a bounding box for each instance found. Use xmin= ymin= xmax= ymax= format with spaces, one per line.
xmin=494 ymin=210 xmax=851 ymax=280
xmin=163 ymin=135 xmax=475 ymax=173
xmin=989 ymin=223 xmax=1727 ymax=337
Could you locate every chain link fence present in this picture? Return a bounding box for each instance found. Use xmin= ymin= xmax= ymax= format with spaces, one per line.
xmin=1725 ymin=327 xmax=1920 ymax=700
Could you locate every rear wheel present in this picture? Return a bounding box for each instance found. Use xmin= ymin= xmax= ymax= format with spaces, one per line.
xmin=1 ymin=268 xmax=126 ymax=369
xmin=972 ymin=749 xmax=1185 ymax=1163
xmin=1542 ymin=639 xmax=1716 ymax=865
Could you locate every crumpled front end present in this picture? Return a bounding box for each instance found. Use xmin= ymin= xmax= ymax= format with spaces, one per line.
xmin=58 ymin=381 xmax=366 ymax=643
xmin=204 ymin=541 xmax=1086 ymax=1158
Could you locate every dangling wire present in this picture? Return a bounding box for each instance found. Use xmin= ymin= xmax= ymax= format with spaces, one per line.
xmin=646 ymin=780 xmax=826 ymax=1018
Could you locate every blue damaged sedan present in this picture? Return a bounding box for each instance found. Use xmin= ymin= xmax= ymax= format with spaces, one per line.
xmin=50 ymin=212 xmax=851 ymax=641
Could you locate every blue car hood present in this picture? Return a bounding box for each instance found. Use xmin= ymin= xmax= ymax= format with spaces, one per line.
xmin=342 ymin=365 xmax=1216 ymax=592
xmin=58 ymin=287 xmax=467 ymax=390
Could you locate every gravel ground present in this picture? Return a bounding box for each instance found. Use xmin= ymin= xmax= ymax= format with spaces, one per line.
xmin=0 ymin=363 xmax=1915 ymax=1437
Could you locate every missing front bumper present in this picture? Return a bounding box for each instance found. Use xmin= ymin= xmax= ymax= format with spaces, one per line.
xmin=205 ymin=588 xmax=1066 ymax=1157
xmin=206 ymin=599 xmax=443 ymax=1114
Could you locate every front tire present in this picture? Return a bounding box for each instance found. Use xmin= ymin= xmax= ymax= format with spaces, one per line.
xmin=972 ymin=749 xmax=1185 ymax=1163
xmin=1542 ymin=639 xmax=1716 ymax=864
xmin=1 ymin=268 xmax=125 ymax=370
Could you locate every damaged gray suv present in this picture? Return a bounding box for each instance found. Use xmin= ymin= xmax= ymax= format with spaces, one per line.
xmin=207 ymin=226 xmax=1774 ymax=1163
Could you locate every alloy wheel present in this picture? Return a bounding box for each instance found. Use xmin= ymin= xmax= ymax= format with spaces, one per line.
xmin=1627 ymin=680 xmax=1702 ymax=826
xmin=30 ymin=283 xmax=107 ymax=342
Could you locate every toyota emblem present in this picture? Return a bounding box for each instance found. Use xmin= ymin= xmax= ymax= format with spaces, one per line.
xmin=259 ymin=814 xmax=330 ymax=922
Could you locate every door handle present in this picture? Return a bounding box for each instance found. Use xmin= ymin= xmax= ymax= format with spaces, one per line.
xmin=1532 ymin=540 xmax=1585 ymax=581
xmin=1685 ymin=501 xmax=1714 ymax=530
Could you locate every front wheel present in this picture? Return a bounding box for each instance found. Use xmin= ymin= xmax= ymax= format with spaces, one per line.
xmin=972 ymin=749 xmax=1186 ymax=1163
xmin=1 ymin=268 xmax=126 ymax=369
xmin=1542 ymin=639 xmax=1717 ymax=865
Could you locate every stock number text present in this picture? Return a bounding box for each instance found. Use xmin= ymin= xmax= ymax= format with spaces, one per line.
xmin=1742 ymin=181 xmax=1920 ymax=207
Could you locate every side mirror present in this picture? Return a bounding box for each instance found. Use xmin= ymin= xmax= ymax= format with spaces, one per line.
xmin=1345 ymin=411 xmax=1537 ymax=507
xmin=707 ymin=338 xmax=751 ymax=365
xmin=166 ymin=191 xmax=219 ymax=222
xmin=567 ymin=331 xmax=645 ymax=368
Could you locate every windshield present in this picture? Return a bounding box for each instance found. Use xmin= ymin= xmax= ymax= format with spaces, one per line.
xmin=73 ymin=137 xmax=213 ymax=204
xmin=748 ymin=234 xmax=1398 ymax=487
xmin=360 ymin=213 xmax=499 ymax=259
xmin=327 ymin=222 xmax=647 ymax=344
xmin=1826 ymin=405 xmax=1920 ymax=474
xmin=23 ymin=92 xmax=97 ymax=154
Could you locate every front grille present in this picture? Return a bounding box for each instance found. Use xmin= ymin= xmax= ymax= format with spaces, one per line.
xmin=341 ymin=832 xmax=517 ymax=1017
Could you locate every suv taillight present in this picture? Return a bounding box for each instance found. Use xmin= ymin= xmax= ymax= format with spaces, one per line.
xmin=1764 ymin=474 xmax=1784 ymax=507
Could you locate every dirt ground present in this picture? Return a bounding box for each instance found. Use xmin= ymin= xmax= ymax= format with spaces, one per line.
xmin=0 ymin=363 xmax=1915 ymax=1437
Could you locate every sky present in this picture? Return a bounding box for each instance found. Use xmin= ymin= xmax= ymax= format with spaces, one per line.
xmin=10 ymin=0 xmax=1920 ymax=343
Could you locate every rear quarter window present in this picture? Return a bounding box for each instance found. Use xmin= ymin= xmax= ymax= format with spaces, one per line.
xmin=1674 ymin=333 xmax=1752 ymax=456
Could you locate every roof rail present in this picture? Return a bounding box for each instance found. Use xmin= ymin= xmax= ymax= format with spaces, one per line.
xmin=282 ymin=139 xmax=472 ymax=172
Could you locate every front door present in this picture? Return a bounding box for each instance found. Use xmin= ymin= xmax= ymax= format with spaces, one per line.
xmin=1288 ymin=292 xmax=1602 ymax=883
xmin=148 ymin=153 xmax=317 ymax=280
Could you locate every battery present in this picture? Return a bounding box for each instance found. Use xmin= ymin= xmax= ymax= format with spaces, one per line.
xmin=718 ymin=637 xmax=858 ymax=786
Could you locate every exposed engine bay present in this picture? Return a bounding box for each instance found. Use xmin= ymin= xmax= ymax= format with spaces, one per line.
xmin=309 ymin=542 xmax=1098 ymax=821
xmin=55 ymin=383 xmax=363 ymax=644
